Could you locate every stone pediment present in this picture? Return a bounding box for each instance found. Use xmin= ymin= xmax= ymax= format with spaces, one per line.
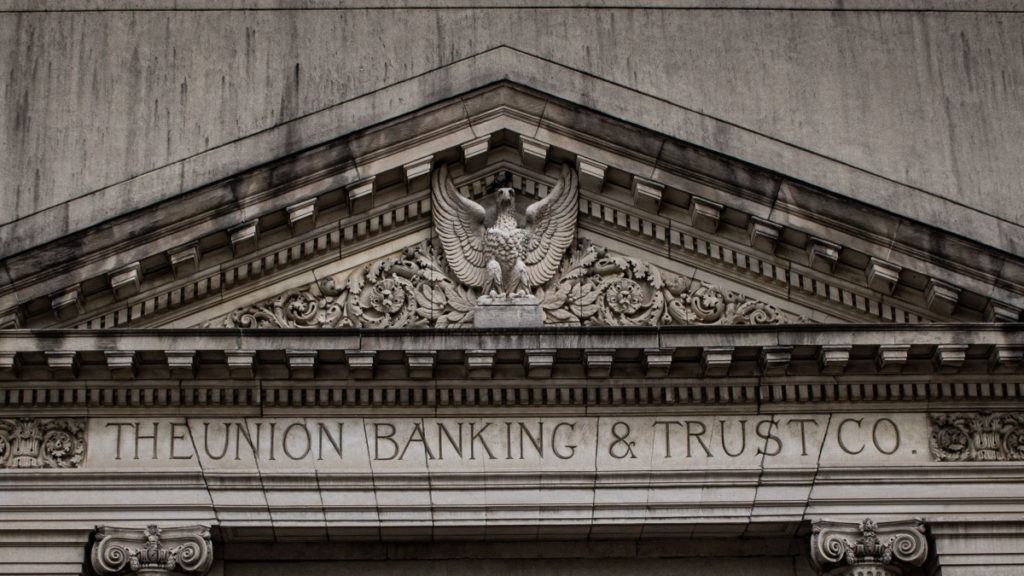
xmin=1 ymin=82 xmax=1021 ymax=330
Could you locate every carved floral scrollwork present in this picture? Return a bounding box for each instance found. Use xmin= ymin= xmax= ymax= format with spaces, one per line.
xmin=0 ymin=418 xmax=86 ymax=468
xmin=810 ymin=518 xmax=928 ymax=576
xmin=930 ymin=412 xmax=1024 ymax=461
xmin=207 ymin=242 xmax=803 ymax=329
xmin=535 ymin=245 xmax=799 ymax=326
xmin=214 ymin=244 xmax=476 ymax=329
xmin=92 ymin=524 xmax=213 ymax=576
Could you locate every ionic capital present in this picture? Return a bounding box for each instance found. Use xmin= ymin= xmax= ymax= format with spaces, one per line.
xmin=810 ymin=517 xmax=928 ymax=576
xmin=91 ymin=524 xmax=213 ymax=576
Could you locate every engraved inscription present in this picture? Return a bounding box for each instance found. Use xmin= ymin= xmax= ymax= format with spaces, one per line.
xmin=87 ymin=415 xmax=918 ymax=468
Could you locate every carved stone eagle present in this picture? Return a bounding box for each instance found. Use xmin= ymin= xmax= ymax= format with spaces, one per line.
xmin=431 ymin=164 xmax=578 ymax=299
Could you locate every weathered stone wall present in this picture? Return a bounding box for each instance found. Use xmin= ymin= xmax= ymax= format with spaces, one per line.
xmin=2 ymin=3 xmax=1023 ymax=257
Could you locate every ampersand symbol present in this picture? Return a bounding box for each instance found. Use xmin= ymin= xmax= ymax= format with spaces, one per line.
xmin=609 ymin=421 xmax=637 ymax=459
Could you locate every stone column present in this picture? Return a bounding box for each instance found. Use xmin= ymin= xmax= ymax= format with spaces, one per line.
xmin=810 ymin=518 xmax=928 ymax=576
xmin=91 ymin=525 xmax=213 ymax=576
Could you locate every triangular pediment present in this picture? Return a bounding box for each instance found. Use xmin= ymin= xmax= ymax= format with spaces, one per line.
xmin=1 ymin=81 xmax=1021 ymax=330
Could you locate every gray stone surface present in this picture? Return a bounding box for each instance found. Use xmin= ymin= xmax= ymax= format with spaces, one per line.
xmin=2 ymin=7 xmax=1023 ymax=255
xmin=473 ymin=296 xmax=546 ymax=328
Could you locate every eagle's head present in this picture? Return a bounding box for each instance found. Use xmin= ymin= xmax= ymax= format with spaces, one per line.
xmin=489 ymin=171 xmax=516 ymax=212
xmin=496 ymin=186 xmax=515 ymax=210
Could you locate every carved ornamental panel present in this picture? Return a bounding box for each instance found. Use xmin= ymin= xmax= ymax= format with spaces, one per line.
xmin=930 ymin=412 xmax=1024 ymax=461
xmin=206 ymin=241 xmax=802 ymax=329
xmin=0 ymin=418 xmax=86 ymax=468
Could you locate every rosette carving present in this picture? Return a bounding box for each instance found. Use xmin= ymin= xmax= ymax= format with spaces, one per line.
xmin=91 ymin=524 xmax=213 ymax=576
xmin=209 ymin=242 xmax=804 ymax=329
xmin=534 ymin=245 xmax=801 ymax=326
xmin=810 ymin=518 xmax=928 ymax=576
xmin=930 ymin=412 xmax=1024 ymax=461
xmin=0 ymin=418 xmax=86 ymax=468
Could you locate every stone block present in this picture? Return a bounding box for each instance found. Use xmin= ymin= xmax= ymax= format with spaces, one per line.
xmin=632 ymin=176 xmax=663 ymax=212
xmin=702 ymin=346 xmax=734 ymax=377
xmin=876 ymin=344 xmax=910 ymax=374
xmin=0 ymin=351 xmax=20 ymax=377
xmin=286 ymin=349 xmax=318 ymax=379
xmin=926 ymin=278 xmax=960 ymax=316
xmin=524 ymin=349 xmax=555 ymax=379
xmin=985 ymin=300 xmax=1022 ymax=322
xmin=465 ymin=349 xmax=496 ymax=379
xmin=807 ymin=237 xmax=840 ymax=273
xmin=866 ymin=257 xmax=901 ymax=295
xmin=346 ymin=350 xmax=376 ymax=379
xmin=104 ymin=350 xmax=137 ymax=379
xmin=643 ymin=348 xmax=674 ymax=378
xmin=165 ymin=350 xmax=197 ymax=378
xmin=690 ymin=196 xmax=723 ymax=233
xmin=347 ymin=177 xmax=375 ymax=214
xmin=748 ymin=216 xmax=782 ymax=253
xmin=473 ymin=296 xmax=544 ymax=328
xmin=0 ymin=308 xmax=24 ymax=328
xmin=226 ymin=350 xmax=256 ymax=379
xmin=519 ymin=135 xmax=549 ymax=171
xmin=576 ymin=156 xmax=607 ymax=192
xmin=45 ymin=350 xmax=79 ymax=378
xmin=403 ymin=155 xmax=433 ymax=189
xmin=818 ymin=345 xmax=851 ymax=375
xmin=50 ymin=285 xmax=83 ymax=321
xmin=585 ymin=349 xmax=615 ymax=378
xmin=168 ymin=242 xmax=200 ymax=277
xmin=108 ymin=262 xmax=142 ymax=299
xmin=933 ymin=344 xmax=968 ymax=373
xmin=229 ymin=221 xmax=259 ymax=256
xmin=287 ymin=198 xmax=317 ymax=234
xmin=461 ymin=135 xmax=490 ymax=173
xmin=759 ymin=346 xmax=792 ymax=376
xmin=988 ymin=345 xmax=1022 ymax=373
xmin=405 ymin=350 xmax=437 ymax=380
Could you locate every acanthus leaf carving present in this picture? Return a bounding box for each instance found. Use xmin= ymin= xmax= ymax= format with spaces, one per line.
xmin=206 ymin=241 xmax=805 ymax=329
xmin=0 ymin=418 xmax=86 ymax=469
xmin=930 ymin=412 xmax=1024 ymax=461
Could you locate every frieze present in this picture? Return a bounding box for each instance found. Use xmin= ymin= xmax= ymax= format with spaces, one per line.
xmin=0 ymin=418 xmax=86 ymax=468
xmin=206 ymin=241 xmax=804 ymax=328
xmin=73 ymin=414 xmax=926 ymax=472
xmin=4 ymin=414 xmax=1024 ymax=473
xmin=929 ymin=412 xmax=1024 ymax=461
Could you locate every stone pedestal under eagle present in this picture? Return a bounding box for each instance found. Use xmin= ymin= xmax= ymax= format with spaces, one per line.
xmin=431 ymin=164 xmax=578 ymax=300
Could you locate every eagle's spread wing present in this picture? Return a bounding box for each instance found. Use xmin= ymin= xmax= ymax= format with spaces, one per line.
xmin=431 ymin=164 xmax=489 ymax=288
xmin=524 ymin=164 xmax=578 ymax=287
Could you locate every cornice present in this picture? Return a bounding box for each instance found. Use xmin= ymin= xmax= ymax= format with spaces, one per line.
xmin=0 ymin=324 xmax=1021 ymax=415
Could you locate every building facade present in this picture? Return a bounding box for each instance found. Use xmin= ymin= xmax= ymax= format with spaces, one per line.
xmin=2 ymin=4 xmax=1024 ymax=576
